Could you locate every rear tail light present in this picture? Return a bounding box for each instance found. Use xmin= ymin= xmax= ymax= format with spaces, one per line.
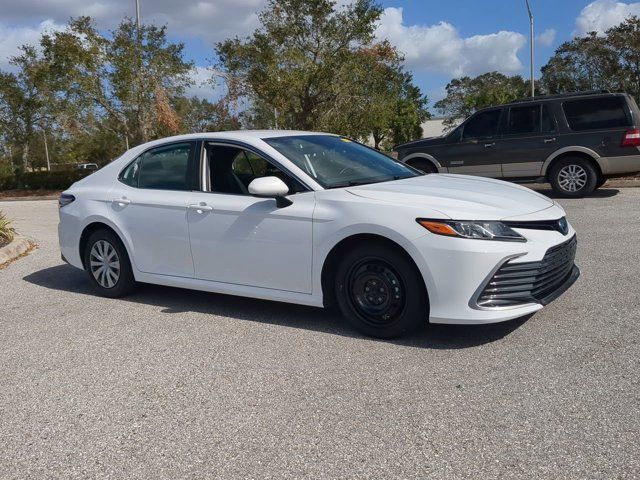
xmin=58 ymin=193 xmax=75 ymax=208
xmin=621 ymin=128 xmax=640 ymax=147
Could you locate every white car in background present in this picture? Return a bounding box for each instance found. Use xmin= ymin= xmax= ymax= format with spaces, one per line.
xmin=58 ymin=131 xmax=579 ymax=338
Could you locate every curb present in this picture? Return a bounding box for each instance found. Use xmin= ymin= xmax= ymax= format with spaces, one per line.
xmin=0 ymin=195 xmax=59 ymax=202
xmin=0 ymin=236 xmax=33 ymax=267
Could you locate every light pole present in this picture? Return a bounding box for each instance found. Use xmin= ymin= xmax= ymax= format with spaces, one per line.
xmin=42 ymin=130 xmax=51 ymax=171
xmin=135 ymin=0 xmax=141 ymax=30
xmin=525 ymin=0 xmax=534 ymax=97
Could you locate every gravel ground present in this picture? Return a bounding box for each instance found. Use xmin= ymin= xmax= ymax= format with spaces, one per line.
xmin=0 ymin=188 xmax=638 ymax=479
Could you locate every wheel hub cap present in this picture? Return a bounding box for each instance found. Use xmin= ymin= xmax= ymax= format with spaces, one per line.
xmin=90 ymin=240 xmax=120 ymax=288
xmin=558 ymin=164 xmax=587 ymax=192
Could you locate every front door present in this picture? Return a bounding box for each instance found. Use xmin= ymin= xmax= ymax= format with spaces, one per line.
xmin=445 ymin=108 xmax=504 ymax=177
xmin=188 ymin=143 xmax=314 ymax=294
xmin=109 ymin=141 xmax=197 ymax=277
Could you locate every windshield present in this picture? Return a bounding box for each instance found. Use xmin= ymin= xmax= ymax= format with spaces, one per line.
xmin=263 ymin=135 xmax=421 ymax=188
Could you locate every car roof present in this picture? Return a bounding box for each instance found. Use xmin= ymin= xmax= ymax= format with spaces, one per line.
xmin=147 ymin=130 xmax=338 ymax=143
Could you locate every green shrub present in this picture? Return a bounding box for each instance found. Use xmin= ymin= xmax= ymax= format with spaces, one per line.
xmin=0 ymin=211 xmax=16 ymax=244
xmin=0 ymin=170 xmax=92 ymax=191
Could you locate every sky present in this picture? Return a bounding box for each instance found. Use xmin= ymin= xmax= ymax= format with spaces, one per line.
xmin=1 ymin=0 xmax=640 ymax=109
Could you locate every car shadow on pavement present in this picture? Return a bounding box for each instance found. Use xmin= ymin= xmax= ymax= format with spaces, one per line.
xmin=24 ymin=264 xmax=531 ymax=350
xmin=534 ymin=188 xmax=620 ymax=199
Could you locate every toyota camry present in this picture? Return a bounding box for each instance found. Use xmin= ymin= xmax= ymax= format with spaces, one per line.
xmin=58 ymin=131 xmax=579 ymax=338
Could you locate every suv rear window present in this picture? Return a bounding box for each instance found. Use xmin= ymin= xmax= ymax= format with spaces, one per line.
xmin=563 ymin=97 xmax=630 ymax=131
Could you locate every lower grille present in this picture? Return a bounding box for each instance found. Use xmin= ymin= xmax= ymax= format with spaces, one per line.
xmin=477 ymin=235 xmax=577 ymax=308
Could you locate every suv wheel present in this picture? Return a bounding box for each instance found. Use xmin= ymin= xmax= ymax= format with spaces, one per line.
xmin=549 ymin=157 xmax=598 ymax=197
xmin=83 ymin=229 xmax=137 ymax=298
xmin=408 ymin=160 xmax=437 ymax=174
xmin=334 ymin=242 xmax=428 ymax=339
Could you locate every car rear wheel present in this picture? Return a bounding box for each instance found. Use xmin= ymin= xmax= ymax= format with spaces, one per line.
xmin=549 ymin=157 xmax=598 ymax=197
xmin=335 ymin=243 xmax=428 ymax=339
xmin=83 ymin=229 xmax=137 ymax=298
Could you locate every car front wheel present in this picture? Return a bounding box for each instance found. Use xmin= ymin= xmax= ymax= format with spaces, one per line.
xmin=83 ymin=229 xmax=137 ymax=298
xmin=335 ymin=242 xmax=428 ymax=339
xmin=549 ymin=157 xmax=598 ymax=197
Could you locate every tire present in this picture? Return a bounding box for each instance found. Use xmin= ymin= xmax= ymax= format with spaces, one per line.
xmin=83 ymin=229 xmax=137 ymax=298
xmin=408 ymin=159 xmax=438 ymax=174
xmin=595 ymin=175 xmax=607 ymax=189
xmin=549 ymin=157 xmax=598 ymax=197
xmin=334 ymin=242 xmax=428 ymax=339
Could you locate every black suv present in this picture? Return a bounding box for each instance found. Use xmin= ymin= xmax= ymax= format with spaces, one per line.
xmin=394 ymin=91 xmax=640 ymax=196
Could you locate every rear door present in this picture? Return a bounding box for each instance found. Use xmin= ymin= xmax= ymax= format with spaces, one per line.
xmin=500 ymin=103 xmax=559 ymax=178
xmin=446 ymin=108 xmax=503 ymax=177
xmin=109 ymin=141 xmax=197 ymax=278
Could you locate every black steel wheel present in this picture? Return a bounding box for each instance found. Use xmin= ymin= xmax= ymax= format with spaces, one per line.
xmin=335 ymin=242 xmax=428 ymax=338
xmin=346 ymin=259 xmax=406 ymax=327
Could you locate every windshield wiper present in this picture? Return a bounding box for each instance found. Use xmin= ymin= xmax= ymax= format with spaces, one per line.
xmin=327 ymin=175 xmax=407 ymax=189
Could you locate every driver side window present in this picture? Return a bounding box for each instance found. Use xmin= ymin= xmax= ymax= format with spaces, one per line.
xmin=462 ymin=109 xmax=502 ymax=140
xmin=206 ymin=144 xmax=305 ymax=195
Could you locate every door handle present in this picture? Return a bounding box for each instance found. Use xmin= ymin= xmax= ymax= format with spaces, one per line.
xmin=112 ymin=198 xmax=131 ymax=206
xmin=484 ymin=142 xmax=495 ymax=148
xmin=543 ymin=137 xmax=557 ymax=143
xmin=188 ymin=203 xmax=213 ymax=214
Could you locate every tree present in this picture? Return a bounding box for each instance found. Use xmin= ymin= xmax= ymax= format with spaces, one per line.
xmin=175 ymin=97 xmax=241 ymax=133
xmin=40 ymin=16 xmax=193 ymax=148
xmin=541 ymin=16 xmax=640 ymax=99
xmin=434 ymin=72 xmax=531 ymax=131
xmin=0 ymin=47 xmax=53 ymax=171
xmin=215 ymin=0 xmax=428 ymax=145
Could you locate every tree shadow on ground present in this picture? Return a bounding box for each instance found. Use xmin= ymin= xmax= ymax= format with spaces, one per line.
xmin=24 ymin=264 xmax=532 ymax=350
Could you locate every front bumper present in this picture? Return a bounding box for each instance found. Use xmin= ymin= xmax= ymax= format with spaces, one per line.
xmin=538 ymin=265 xmax=580 ymax=306
xmin=408 ymin=228 xmax=579 ymax=325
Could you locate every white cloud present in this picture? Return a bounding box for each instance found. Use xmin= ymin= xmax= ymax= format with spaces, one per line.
xmin=535 ymin=28 xmax=556 ymax=46
xmin=375 ymin=7 xmax=526 ymax=77
xmin=575 ymin=0 xmax=640 ymax=35
xmin=185 ymin=66 xmax=225 ymax=101
xmin=0 ymin=20 xmax=65 ymax=70
xmin=0 ymin=0 xmax=265 ymax=43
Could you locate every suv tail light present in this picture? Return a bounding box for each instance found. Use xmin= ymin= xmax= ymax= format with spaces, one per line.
xmin=621 ymin=129 xmax=640 ymax=147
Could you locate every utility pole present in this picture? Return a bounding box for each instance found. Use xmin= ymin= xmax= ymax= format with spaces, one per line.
xmin=525 ymin=0 xmax=534 ymax=97
xmin=42 ymin=130 xmax=51 ymax=171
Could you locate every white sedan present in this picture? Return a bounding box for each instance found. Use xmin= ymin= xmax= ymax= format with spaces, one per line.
xmin=58 ymin=131 xmax=579 ymax=338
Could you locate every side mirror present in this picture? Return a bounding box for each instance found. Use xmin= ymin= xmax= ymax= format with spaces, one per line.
xmin=248 ymin=176 xmax=292 ymax=208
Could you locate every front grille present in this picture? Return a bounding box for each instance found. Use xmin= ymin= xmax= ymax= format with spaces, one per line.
xmin=477 ymin=235 xmax=577 ymax=308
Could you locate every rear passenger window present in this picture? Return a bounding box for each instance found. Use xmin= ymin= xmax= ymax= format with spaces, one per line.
xmin=541 ymin=105 xmax=556 ymax=132
xmin=463 ymin=109 xmax=502 ymax=139
xmin=508 ymin=105 xmax=540 ymax=134
xmin=138 ymin=143 xmax=194 ymax=191
xmin=120 ymin=158 xmax=140 ymax=187
xmin=563 ymin=97 xmax=630 ymax=131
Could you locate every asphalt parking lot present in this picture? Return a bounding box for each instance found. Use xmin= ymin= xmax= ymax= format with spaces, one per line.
xmin=1 ymin=188 xmax=639 ymax=479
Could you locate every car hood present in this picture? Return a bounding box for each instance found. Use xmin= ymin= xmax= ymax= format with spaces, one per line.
xmin=346 ymin=174 xmax=558 ymax=221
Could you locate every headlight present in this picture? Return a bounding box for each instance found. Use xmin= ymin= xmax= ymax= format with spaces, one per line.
xmin=417 ymin=219 xmax=526 ymax=242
